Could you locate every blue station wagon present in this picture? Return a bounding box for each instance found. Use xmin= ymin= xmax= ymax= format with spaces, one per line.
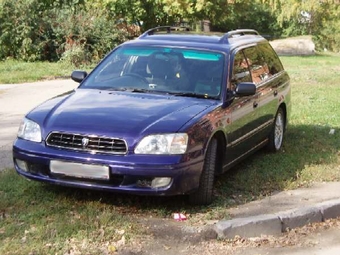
xmin=13 ymin=27 xmax=291 ymax=205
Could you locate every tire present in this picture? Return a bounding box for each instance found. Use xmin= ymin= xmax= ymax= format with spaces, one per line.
xmin=189 ymin=138 xmax=217 ymax=205
xmin=267 ymin=108 xmax=285 ymax=152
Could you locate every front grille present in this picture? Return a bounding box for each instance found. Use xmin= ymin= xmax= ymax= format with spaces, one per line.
xmin=46 ymin=132 xmax=127 ymax=154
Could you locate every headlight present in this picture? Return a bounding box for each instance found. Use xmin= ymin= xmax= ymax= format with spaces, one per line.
xmin=134 ymin=133 xmax=188 ymax=155
xmin=17 ymin=118 xmax=42 ymax=143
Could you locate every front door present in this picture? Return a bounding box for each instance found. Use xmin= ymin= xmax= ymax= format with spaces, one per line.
xmin=223 ymin=50 xmax=259 ymax=167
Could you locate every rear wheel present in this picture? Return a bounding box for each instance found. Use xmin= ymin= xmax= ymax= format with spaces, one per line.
xmin=189 ymin=138 xmax=217 ymax=205
xmin=267 ymin=108 xmax=285 ymax=152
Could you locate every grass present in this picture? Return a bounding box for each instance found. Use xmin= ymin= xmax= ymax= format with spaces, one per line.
xmin=1 ymin=53 xmax=340 ymax=254
xmin=0 ymin=170 xmax=144 ymax=254
xmin=0 ymin=60 xmax=71 ymax=84
xmin=0 ymin=60 xmax=95 ymax=84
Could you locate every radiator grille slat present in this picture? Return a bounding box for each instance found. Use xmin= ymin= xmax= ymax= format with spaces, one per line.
xmin=46 ymin=132 xmax=127 ymax=154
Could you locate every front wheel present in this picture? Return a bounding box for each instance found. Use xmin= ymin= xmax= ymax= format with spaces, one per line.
xmin=267 ymin=108 xmax=285 ymax=152
xmin=189 ymin=138 xmax=217 ymax=205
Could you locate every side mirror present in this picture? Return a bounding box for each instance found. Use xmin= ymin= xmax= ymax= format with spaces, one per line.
xmin=235 ymin=82 xmax=256 ymax=97
xmin=71 ymin=70 xmax=88 ymax=83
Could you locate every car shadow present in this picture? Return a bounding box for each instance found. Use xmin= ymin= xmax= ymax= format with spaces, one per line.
xmin=41 ymin=123 xmax=339 ymax=218
xmin=212 ymin=123 xmax=339 ymax=210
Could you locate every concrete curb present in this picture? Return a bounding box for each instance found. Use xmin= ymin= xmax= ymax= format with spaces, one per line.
xmin=213 ymin=198 xmax=340 ymax=239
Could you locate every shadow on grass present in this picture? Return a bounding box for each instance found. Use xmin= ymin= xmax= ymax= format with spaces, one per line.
xmin=7 ymin=123 xmax=339 ymax=220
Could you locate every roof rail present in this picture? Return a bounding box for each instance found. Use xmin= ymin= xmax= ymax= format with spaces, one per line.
xmin=219 ymin=29 xmax=260 ymax=44
xmin=139 ymin=26 xmax=172 ymax=39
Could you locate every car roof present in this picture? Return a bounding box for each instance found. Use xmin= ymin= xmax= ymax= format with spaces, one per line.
xmin=122 ymin=26 xmax=268 ymax=53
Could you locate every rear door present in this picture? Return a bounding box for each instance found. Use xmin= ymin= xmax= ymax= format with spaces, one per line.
xmin=243 ymin=43 xmax=286 ymax=142
xmin=224 ymin=43 xmax=285 ymax=167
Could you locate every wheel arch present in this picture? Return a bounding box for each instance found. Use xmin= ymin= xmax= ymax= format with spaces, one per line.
xmin=208 ymin=130 xmax=226 ymax=175
xmin=278 ymin=102 xmax=288 ymax=130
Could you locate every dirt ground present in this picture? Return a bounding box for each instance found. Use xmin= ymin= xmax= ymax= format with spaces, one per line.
xmin=116 ymin=216 xmax=340 ymax=255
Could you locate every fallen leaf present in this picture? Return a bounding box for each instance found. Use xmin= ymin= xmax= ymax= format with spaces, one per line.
xmin=163 ymin=245 xmax=171 ymax=250
xmin=108 ymin=245 xmax=117 ymax=253
xmin=115 ymin=229 xmax=125 ymax=235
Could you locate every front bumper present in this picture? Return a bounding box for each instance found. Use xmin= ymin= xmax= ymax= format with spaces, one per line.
xmin=13 ymin=139 xmax=204 ymax=196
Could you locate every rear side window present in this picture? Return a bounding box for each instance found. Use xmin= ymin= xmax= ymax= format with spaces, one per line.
xmin=258 ymin=43 xmax=284 ymax=75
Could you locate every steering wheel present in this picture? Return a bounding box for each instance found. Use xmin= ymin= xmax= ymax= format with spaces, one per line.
xmin=122 ymin=73 xmax=149 ymax=84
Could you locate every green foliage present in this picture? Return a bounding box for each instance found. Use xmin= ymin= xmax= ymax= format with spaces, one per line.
xmin=0 ymin=0 xmax=45 ymax=61
xmin=1 ymin=0 xmax=340 ymax=59
xmin=313 ymin=2 xmax=340 ymax=52
xmin=0 ymin=0 xmax=128 ymax=63
xmin=268 ymin=0 xmax=340 ymax=51
xmin=212 ymin=1 xmax=282 ymax=37
xmin=51 ymin=7 xmax=129 ymax=66
xmin=98 ymin=0 xmax=193 ymax=31
xmin=93 ymin=0 xmax=282 ymax=36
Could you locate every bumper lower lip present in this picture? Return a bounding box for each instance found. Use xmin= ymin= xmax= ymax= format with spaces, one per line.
xmin=15 ymin=167 xmax=176 ymax=195
xmin=12 ymin=140 xmax=204 ymax=196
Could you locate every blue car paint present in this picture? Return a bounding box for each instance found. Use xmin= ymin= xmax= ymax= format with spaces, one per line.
xmin=13 ymin=89 xmax=221 ymax=195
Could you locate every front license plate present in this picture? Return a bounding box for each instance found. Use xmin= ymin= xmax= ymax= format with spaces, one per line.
xmin=50 ymin=160 xmax=109 ymax=180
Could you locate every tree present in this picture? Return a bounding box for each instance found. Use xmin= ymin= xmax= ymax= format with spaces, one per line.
xmin=96 ymin=0 xmax=193 ymax=31
xmin=0 ymin=0 xmax=128 ymax=62
xmin=274 ymin=0 xmax=340 ymax=51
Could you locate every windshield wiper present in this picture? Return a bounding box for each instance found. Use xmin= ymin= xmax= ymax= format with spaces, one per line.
xmin=104 ymin=87 xmax=128 ymax=91
xmin=129 ymin=88 xmax=150 ymax=93
xmin=104 ymin=87 xmax=149 ymax=92
xmin=169 ymin=92 xmax=217 ymax=99
xmin=129 ymin=88 xmax=172 ymax=94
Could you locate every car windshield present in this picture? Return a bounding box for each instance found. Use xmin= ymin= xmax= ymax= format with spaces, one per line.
xmin=80 ymin=46 xmax=225 ymax=98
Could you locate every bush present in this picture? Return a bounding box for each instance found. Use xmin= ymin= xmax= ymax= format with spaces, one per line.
xmin=0 ymin=0 xmax=45 ymax=61
xmin=0 ymin=0 xmax=129 ymax=63
xmin=313 ymin=6 xmax=340 ymax=52
xmin=51 ymin=7 xmax=129 ymax=66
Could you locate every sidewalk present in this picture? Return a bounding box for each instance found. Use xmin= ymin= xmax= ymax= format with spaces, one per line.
xmin=212 ymin=182 xmax=340 ymax=239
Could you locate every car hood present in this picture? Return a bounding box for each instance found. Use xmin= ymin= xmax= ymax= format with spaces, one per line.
xmin=28 ymin=89 xmax=215 ymax=140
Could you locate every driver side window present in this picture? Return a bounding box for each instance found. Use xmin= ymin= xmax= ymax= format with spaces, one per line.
xmin=231 ymin=50 xmax=252 ymax=90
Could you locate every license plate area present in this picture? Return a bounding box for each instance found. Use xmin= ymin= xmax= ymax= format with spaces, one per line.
xmin=50 ymin=160 xmax=109 ymax=180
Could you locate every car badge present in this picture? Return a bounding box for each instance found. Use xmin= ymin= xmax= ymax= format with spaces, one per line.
xmin=82 ymin=137 xmax=89 ymax=148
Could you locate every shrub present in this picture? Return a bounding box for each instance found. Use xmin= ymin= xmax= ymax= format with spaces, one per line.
xmin=0 ymin=0 xmax=129 ymax=63
xmin=52 ymin=7 xmax=129 ymax=66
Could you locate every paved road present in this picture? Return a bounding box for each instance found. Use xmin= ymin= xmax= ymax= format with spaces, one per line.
xmin=0 ymin=79 xmax=78 ymax=171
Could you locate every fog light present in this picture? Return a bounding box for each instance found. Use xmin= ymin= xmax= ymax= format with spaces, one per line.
xmin=15 ymin=159 xmax=28 ymax=172
xmin=151 ymin=177 xmax=172 ymax=188
xmin=136 ymin=179 xmax=152 ymax=187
